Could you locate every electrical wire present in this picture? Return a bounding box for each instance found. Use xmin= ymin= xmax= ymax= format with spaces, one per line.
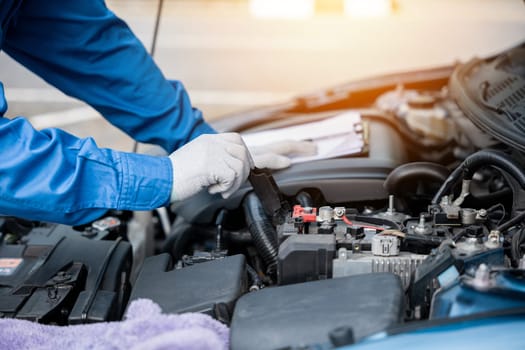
xmin=378 ymin=230 xmax=406 ymax=238
xmin=487 ymin=203 xmax=506 ymax=228
xmin=342 ymin=216 xmax=385 ymax=231
xmin=431 ymin=149 xmax=525 ymax=206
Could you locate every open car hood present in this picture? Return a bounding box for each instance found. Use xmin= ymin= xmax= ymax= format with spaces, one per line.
xmin=450 ymin=42 xmax=525 ymax=152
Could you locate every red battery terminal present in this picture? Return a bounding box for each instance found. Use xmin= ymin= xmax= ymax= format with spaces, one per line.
xmin=292 ymin=205 xmax=317 ymax=223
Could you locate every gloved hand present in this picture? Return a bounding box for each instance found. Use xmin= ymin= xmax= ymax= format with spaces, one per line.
xmin=169 ymin=133 xmax=251 ymax=201
xmin=247 ymin=140 xmax=317 ymax=169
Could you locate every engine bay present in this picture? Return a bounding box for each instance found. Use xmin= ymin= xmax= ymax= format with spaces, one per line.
xmin=0 ymin=43 xmax=524 ymax=349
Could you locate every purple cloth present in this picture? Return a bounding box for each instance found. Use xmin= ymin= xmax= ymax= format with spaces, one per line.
xmin=0 ymin=299 xmax=229 ymax=350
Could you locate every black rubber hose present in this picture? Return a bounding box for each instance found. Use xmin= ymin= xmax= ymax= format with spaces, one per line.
xmin=404 ymin=233 xmax=445 ymax=247
xmin=225 ymin=229 xmax=253 ymax=243
xmin=511 ymin=227 xmax=525 ymax=264
xmin=431 ymin=150 xmax=525 ymax=205
xmin=163 ymin=218 xmax=195 ymax=261
xmin=243 ymin=192 xmax=279 ymax=274
xmin=384 ymin=162 xmax=450 ymax=195
xmin=296 ymin=191 xmax=314 ymax=207
xmin=497 ymin=210 xmax=525 ymax=233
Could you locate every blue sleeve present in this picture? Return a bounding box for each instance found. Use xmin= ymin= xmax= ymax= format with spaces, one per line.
xmin=0 ymin=115 xmax=172 ymax=225
xmin=2 ymin=0 xmax=216 ymax=154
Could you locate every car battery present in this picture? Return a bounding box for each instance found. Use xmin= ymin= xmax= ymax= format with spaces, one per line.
xmin=0 ymin=218 xmax=132 ymax=325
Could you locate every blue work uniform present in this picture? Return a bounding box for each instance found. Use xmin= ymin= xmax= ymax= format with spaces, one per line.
xmin=0 ymin=0 xmax=216 ymax=224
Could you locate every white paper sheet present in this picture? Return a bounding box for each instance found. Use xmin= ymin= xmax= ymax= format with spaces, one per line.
xmin=242 ymin=111 xmax=364 ymax=163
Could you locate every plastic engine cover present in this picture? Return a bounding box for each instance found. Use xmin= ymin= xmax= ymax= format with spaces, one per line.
xmin=128 ymin=254 xmax=247 ymax=324
xmin=230 ymin=273 xmax=404 ymax=350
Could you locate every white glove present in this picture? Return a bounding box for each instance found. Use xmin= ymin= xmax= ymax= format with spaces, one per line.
xmin=247 ymin=140 xmax=317 ymax=169
xmin=169 ymin=133 xmax=251 ymax=201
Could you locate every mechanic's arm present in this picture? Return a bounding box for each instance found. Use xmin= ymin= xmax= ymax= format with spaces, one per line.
xmin=0 ymin=117 xmax=169 ymax=224
xmin=0 ymin=116 xmax=249 ymax=225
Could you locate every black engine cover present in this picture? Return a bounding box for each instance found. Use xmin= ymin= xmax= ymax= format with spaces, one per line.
xmin=128 ymin=254 xmax=247 ymax=324
xmin=230 ymin=273 xmax=404 ymax=350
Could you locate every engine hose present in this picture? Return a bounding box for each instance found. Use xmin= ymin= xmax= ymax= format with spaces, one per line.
xmin=296 ymin=191 xmax=314 ymax=208
xmin=404 ymin=233 xmax=445 ymax=247
xmin=163 ymin=217 xmax=196 ymax=261
xmin=384 ymin=162 xmax=449 ymax=195
xmin=431 ymin=150 xmax=525 ymax=206
xmin=403 ymin=233 xmax=444 ymax=254
xmin=497 ymin=210 xmax=525 ymax=233
xmin=511 ymin=227 xmax=525 ymax=265
xmin=243 ymin=192 xmax=279 ymax=274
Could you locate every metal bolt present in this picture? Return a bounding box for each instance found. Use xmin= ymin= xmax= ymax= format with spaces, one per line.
xmin=414 ymin=214 xmax=431 ymax=235
xmin=478 ymin=209 xmax=488 ymax=218
xmin=53 ymin=272 xmax=71 ymax=283
xmin=472 ymin=264 xmax=491 ymax=289
xmin=388 ymin=195 xmax=395 ymax=214
xmin=334 ymin=207 xmax=346 ymax=218
xmin=82 ymin=227 xmax=97 ymax=238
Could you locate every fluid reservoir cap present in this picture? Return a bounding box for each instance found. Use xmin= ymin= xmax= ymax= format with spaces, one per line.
xmin=407 ymin=95 xmax=436 ymax=109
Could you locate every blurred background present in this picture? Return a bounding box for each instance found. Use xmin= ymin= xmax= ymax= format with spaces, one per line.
xmin=1 ymin=0 xmax=524 ymax=151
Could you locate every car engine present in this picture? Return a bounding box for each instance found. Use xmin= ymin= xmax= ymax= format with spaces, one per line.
xmin=0 ymin=43 xmax=524 ymax=349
